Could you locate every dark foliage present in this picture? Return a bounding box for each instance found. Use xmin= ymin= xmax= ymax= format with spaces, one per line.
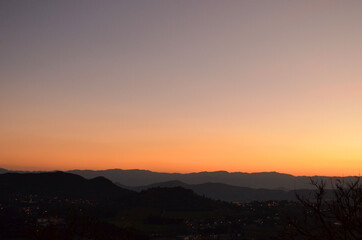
xmin=285 ymin=177 xmax=361 ymax=240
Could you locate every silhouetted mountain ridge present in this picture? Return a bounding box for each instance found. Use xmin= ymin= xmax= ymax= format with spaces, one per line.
xmin=66 ymin=168 xmax=354 ymax=189
xmin=0 ymin=172 xmax=229 ymax=211
xmin=1 ymin=168 xmax=356 ymax=190
xmin=120 ymin=180 xmax=318 ymax=201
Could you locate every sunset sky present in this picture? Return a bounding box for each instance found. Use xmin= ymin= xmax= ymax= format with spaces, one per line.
xmin=1 ymin=1 xmax=361 ymax=176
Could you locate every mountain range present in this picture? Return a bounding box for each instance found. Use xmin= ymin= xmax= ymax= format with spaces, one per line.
xmin=1 ymin=168 xmax=350 ymax=201
xmin=118 ymin=180 xmax=315 ymax=202
xmin=1 ymin=168 xmax=356 ymax=190
xmin=0 ymin=169 xmax=342 ymax=202
xmin=66 ymin=168 xmax=354 ymax=190
xmin=0 ymin=171 xmax=228 ymax=211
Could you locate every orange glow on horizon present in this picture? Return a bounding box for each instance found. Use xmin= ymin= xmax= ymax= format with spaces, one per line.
xmin=1 ymin=123 xmax=360 ymax=177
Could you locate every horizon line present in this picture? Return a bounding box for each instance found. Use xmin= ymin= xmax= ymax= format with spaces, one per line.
xmin=1 ymin=167 xmax=358 ymax=178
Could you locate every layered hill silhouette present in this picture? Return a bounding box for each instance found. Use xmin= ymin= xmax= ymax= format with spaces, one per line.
xmin=0 ymin=172 xmax=226 ymax=210
xmin=66 ymin=169 xmax=355 ymax=190
xmin=0 ymin=170 xmax=337 ymax=202
xmin=119 ymin=180 xmax=320 ymax=202
xmin=2 ymin=168 xmax=355 ymax=190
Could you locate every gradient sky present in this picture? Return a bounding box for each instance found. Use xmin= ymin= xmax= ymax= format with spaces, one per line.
xmin=1 ymin=1 xmax=361 ymax=176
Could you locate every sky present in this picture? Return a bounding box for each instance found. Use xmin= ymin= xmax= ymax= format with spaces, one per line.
xmin=0 ymin=1 xmax=361 ymax=176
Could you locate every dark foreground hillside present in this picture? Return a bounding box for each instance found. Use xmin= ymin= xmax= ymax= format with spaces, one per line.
xmin=0 ymin=172 xmax=304 ymax=240
xmin=0 ymin=171 xmax=136 ymax=201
